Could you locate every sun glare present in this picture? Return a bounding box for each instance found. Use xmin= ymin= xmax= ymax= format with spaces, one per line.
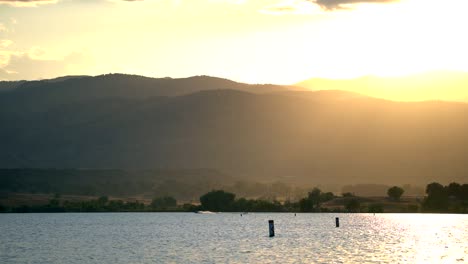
xmin=272 ymin=0 xmax=464 ymax=82
xmin=1 ymin=0 xmax=468 ymax=101
xmin=283 ymin=0 xmax=468 ymax=101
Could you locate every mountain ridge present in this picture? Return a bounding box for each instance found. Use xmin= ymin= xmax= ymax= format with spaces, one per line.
xmin=1 ymin=74 xmax=467 ymax=186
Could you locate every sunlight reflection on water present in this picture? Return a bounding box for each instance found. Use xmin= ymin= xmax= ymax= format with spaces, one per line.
xmin=0 ymin=213 xmax=466 ymax=263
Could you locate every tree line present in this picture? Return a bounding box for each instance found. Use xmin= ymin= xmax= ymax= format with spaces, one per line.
xmin=1 ymin=182 xmax=466 ymax=213
xmin=422 ymin=182 xmax=468 ymax=212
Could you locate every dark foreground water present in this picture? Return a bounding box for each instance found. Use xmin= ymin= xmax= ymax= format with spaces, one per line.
xmin=0 ymin=213 xmax=466 ymax=263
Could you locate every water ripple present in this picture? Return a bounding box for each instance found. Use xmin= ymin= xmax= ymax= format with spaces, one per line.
xmin=0 ymin=213 xmax=466 ymax=263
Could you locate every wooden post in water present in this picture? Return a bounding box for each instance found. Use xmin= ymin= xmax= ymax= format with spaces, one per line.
xmin=268 ymin=220 xmax=275 ymax=237
xmin=335 ymin=217 xmax=340 ymax=228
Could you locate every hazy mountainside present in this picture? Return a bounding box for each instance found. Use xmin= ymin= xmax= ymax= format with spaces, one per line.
xmin=0 ymin=74 xmax=295 ymax=113
xmin=0 ymin=168 xmax=229 ymax=199
xmin=0 ymin=76 xmax=86 ymax=92
xmin=1 ymin=74 xmax=468 ymax=186
xmin=0 ymin=80 xmax=26 ymax=92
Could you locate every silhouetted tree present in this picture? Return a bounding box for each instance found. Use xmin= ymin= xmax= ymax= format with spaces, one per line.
xmin=182 ymin=203 xmax=198 ymax=212
xmin=407 ymin=204 xmax=419 ymax=213
xmin=367 ymin=203 xmax=383 ymax=213
xmin=151 ymin=196 xmax=177 ymax=209
xmin=423 ymin=182 xmax=449 ymax=211
xmin=299 ymin=197 xmax=314 ymax=212
xmin=48 ymin=198 xmax=60 ymax=208
xmin=200 ymin=190 xmax=235 ymax=211
xmin=282 ymin=199 xmax=299 ymax=212
xmin=108 ymin=200 xmax=125 ymax=212
xmin=345 ymin=199 xmax=360 ymax=212
xmin=299 ymin=188 xmax=321 ymax=212
xmin=387 ymin=186 xmax=404 ymax=201
xmin=233 ymin=197 xmax=250 ymax=211
xmin=299 ymin=188 xmax=335 ymax=212
xmin=461 ymin=184 xmax=468 ymax=200
xmin=426 ymin=182 xmax=445 ymax=196
xmin=321 ymin=192 xmax=335 ymax=202
xmin=98 ymin=196 xmax=109 ymax=205
xmin=447 ymin=182 xmax=461 ymax=199
xmin=250 ymin=199 xmax=283 ymax=212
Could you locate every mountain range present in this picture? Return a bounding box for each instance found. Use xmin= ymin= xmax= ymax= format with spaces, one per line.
xmin=1 ymin=74 xmax=467 ymax=186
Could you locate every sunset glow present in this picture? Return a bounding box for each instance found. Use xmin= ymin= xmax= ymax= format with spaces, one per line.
xmin=1 ymin=0 xmax=468 ymax=101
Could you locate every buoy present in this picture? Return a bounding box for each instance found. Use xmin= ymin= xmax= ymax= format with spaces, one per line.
xmin=268 ymin=220 xmax=275 ymax=237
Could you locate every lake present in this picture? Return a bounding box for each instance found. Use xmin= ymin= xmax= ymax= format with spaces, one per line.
xmin=0 ymin=213 xmax=466 ymax=263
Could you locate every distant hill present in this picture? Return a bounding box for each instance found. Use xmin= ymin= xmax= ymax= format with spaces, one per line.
xmin=0 ymin=74 xmax=467 ymax=186
xmin=4 ymin=73 xmax=294 ymax=97
xmin=0 ymin=80 xmax=26 ymax=92
xmin=0 ymin=168 xmax=229 ymax=200
xmin=0 ymin=76 xmax=85 ymax=92
xmin=0 ymin=74 xmax=298 ymax=114
xmin=297 ymin=71 xmax=468 ymax=102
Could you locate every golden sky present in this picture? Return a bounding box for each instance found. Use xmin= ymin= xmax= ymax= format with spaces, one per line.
xmin=0 ymin=0 xmax=467 ymax=100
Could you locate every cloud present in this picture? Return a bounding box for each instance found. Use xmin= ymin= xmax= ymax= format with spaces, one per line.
xmin=0 ymin=51 xmax=92 ymax=80
xmin=311 ymin=0 xmax=398 ymax=10
xmin=0 ymin=68 xmax=17 ymax=80
xmin=0 ymin=0 xmax=250 ymax=6
xmin=0 ymin=23 xmax=7 ymax=32
xmin=262 ymin=0 xmax=398 ymax=14
xmin=261 ymin=0 xmax=320 ymax=15
xmin=0 ymin=50 xmax=18 ymax=66
xmin=0 ymin=68 xmax=11 ymax=79
xmin=0 ymin=40 xmax=13 ymax=48
xmin=0 ymin=0 xmax=151 ymax=6
xmin=208 ymin=0 xmax=246 ymax=3
xmin=0 ymin=0 xmax=58 ymax=7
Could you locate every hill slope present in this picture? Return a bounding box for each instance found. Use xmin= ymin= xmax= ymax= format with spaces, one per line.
xmin=1 ymin=74 xmax=467 ymax=186
xmin=0 ymin=74 xmax=294 ymax=110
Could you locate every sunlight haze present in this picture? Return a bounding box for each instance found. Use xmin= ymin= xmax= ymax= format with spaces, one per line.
xmin=1 ymin=0 xmax=467 ymax=101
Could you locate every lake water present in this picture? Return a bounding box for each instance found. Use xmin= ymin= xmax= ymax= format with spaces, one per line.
xmin=0 ymin=213 xmax=466 ymax=263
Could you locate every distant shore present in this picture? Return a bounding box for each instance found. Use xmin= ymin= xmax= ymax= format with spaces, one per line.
xmin=1 ymin=184 xmax=466 ymax=214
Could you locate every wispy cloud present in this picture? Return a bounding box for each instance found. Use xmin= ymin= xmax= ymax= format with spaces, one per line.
xmin=0 ymin=0 xmax=58 ymax=7
xmin=0 ymin=48 xmax=92 ymax=80
xmin=0 ymin=68 xmax=14 ymax=80
xmin=0 ymin=50 xmax=20 ymax=67
xmin=262 ymin=0 xmax=398 ymax=14
xmin=0 ymin=40 xmax=13 ymax=48
xmin=260 ymin=0 xmax=321 ymax=15
xmin=208 ymin=0 xmax=247 ymax=4
xmin=0 ymin=0 xmax=141 ymax=7
xmin=0 ymin=23 xmax=7 ymax=32
xmin=312 ymin=0 xmax=398 ymax=10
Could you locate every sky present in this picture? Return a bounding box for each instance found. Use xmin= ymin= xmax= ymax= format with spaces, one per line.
xmin=0 ymin=0 xmax=468 ymax=87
